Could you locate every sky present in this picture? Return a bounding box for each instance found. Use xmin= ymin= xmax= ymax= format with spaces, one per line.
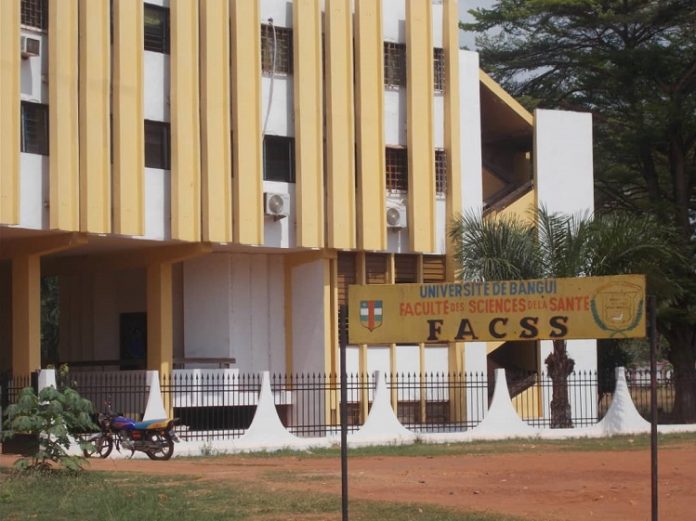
xmin=458 ymin=0 xmax=495 ymax=49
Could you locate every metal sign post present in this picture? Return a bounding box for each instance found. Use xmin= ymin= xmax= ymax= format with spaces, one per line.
xmin=339 ymin=304 xmax=349 ymax=521
xmin=648 ymin=295 xmax=658 ymax=521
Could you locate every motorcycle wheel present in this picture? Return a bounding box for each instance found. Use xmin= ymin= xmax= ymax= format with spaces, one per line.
xmin=145 ymin=432 xmax=174 ymax=461
xmin=83 ymin=435 xmax=113 ymax=459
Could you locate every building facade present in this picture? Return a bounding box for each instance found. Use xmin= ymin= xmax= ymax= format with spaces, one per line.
xmin=0 ymin=0 xmax=596 ymax=410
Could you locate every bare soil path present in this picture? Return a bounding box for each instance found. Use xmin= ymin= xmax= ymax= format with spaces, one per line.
xmin=3 ymin=443 xmax=695 ymax=520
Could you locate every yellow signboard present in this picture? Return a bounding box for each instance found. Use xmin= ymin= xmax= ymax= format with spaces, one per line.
xmin=348 ymin=274 xmax=646 ymax=344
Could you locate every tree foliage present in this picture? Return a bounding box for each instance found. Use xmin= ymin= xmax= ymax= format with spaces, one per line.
xmin=452 ymin=208 xmax=679 ymax=284
xmin=2 ymin=384 xmax=96 ymax=472
xmin=450 ymin=207 xmax=681 ymax=426
xmin=462 ymin=0 xmax=696 ymax=421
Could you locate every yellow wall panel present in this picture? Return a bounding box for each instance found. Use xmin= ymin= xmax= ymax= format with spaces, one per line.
xmin=325 ymin=0 xmax=356 ymax=250
xmin=293 ymin=0 xmax=324 ymax=248
xmin=147 ymin=261 xmax=173 ymax=374
xmin=171 ymin=0 xmax=201 ymax=242
xmin=496 ymin=188 xmax=536 ymax=224
xmin=443 ymin=0 xmax=461 ymax=279
xmin=406 ymin=1 xmax=435 ymax=253
xmin=0 ymin=0 xmax=20 ymax=225
xmin=354 ymin=0 xmax=386 ymax=251
xmin=230 ymin=0 xmax=263 ymax=245
xmin=49 ymin=0 xmax=79 ymax=231
xmin=200 ymin=0 xmax=232 ymax=243
xmin=78 ymin=0 xmax=111 ymax=234
xmin=12 ymin=254 xmax=41 ymax=375
xmin=112 ymin=0 xmax=144 ymax=236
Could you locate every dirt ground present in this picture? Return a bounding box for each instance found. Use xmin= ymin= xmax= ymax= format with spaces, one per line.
xmin=3 ymin=443 xmax=695 ymax=520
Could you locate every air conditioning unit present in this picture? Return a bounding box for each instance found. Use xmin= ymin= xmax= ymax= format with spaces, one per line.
xmin=21 ymin=36 xmax=41 ymax=59
xmin=264 ymin=192 xmax=289 ymax=220
xmin=386 ymin=205 xmax=407 ymax=229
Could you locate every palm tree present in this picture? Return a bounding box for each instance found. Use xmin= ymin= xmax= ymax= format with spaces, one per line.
xmin=450 ymin=208 xmax=679 ymax=427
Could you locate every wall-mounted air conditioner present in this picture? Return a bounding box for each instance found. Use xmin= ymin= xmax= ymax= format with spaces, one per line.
xmin=21 ymin=36 xmax=41 ymax=59
xmin=264 ymin=192 xmax=289 ymax=220
xmin=386 ymin=205 xmax=407 ymax=229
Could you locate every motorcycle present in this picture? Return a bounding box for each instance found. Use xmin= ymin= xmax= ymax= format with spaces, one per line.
xmin=83 ymin=404 xmax=180 ymax=461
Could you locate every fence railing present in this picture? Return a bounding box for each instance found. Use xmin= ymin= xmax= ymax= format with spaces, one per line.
xmin=388 ymin=372 xmax=489 ymax=432
xmin=509 ymin=370 xmax=601 ymax=428
xmin=67 ymin=370 xmax=149 ymax=420
xmin=2 ymin=368 xmax=692 ymax=442
xmin=160 ymin=371 xmax=262 ymax=440
xmin=604 ymin=368 xmax=679 ymax=424
xmin=270 ymin=373 xmax=372 ymax=438
xmin=0 ymin=373 xmax=34 ymax=412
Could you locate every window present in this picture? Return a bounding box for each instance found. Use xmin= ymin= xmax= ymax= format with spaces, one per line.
xmin=263 ymin=136 xmax=295 ymax=182
xmin=337 ymin=252 xmax=357 ymax=307
xmin=21 ymin=0 xmax=48 ymax=31
xmin=261 ymin=24 xmax=293 ymax=74
xmin=365 ymin=253 xmax=389 ymax=284
xmin=395 ymin=255 xmax=418 ymax=283
xmin=144 ymin=4 xmax=169 ymax=54
xmin=423 ymin=255 xmax=446 ymax=283
xmin=337 ymin=251 xmax=357 ymax=332
xmin=21 ymin=101 xmax=49 ymax=155
xmin=385 ymin=147 xmax=408 ymax=191
xmin=434 ymin=48 xmax=445 ymax=93
xmin=435 ymin=149 xmax=447 ymax=194
xmin=384 ymin=42 xmax=406 ymax=88
xmin=144 ymin=120 xmax=170 ymax=169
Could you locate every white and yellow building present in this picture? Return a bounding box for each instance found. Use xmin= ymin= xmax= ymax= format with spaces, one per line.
xmin=0 ymin=0 xmax=596 ymax=408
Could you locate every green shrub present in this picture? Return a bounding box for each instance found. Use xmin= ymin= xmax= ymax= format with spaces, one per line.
xmin=2 ymin=385 xmax=96 ymax=472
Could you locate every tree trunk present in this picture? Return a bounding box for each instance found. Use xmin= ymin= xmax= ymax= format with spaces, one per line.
xmin=545 ymin=339 xmax=575 ymax=428
xmin=664 ymin=323 xmax=696 ymax=423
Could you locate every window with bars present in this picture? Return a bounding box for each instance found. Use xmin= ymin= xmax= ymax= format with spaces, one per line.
xmin=144 ymin=4 xmax=169 ymax=54
xmin=263 ymin=135 xmax=295 ymax=182
xmin=386 ymin=147 xmax=408 ymax=192
xmin=435 ymin=149 xmax=447 ymax=194
xmin=423 ymin=255 xmax=446 ymax=283
xmin=365 ymin=253 xmax=389 ymax=284
xmin=434 ymin=48 xmax=445 ymax=93
xmin=21 ymin=0 xmax=48 ymax=30
xmin=144 ymin=120 xmax=171 ymax=169
xmin=395 ymin=255 xmax=418 ymax=283
xmin=21 ymin=101 xmax=49 ymax=156
xmin=337 ymin=252 xmax=357 ymax=307
xmin=261 ymin=24 xmax=293 ymax=75
xmin=337 ymin=251 xmax=357 ymax=333
xmin=384 ymin=42 xmax=406 ymax=88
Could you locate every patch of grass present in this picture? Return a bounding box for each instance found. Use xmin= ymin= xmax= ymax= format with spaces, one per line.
xmin=245 ymin=431 xmax=696 ymax=459
xmin=0 ymin=469 xmax=520 ymax=521
xmin=262 ymin=469 xmax=339 ymax=483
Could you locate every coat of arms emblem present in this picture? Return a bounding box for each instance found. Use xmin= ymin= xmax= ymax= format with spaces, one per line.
xmin=360 ymin=300 xmax=383 ymax=331
xmin=590 ymin=282 xmax=644 ymax=338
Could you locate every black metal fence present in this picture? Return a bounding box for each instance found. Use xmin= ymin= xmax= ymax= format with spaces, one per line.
xmin=0 ymin=373 xmax=34 ymax=414
xmin=508 ymin=370 xmax=602 ymax=428
xmin=270 ymin=373 xmax=372 ymax=438
xmin=2 ymin=368 xmax=693 ymax=441
xmin=388 ymin=372 xmax=489 ymax=432
xmin=610 ymin=369 xmax=680 ymax=423
xmin=160 ymin=371 xmax=262 ymax=441
xmin=68 ymin=370 xmax=149 ymax=420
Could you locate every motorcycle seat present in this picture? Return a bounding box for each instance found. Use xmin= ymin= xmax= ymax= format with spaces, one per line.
xmin=133 ymin=418 xmax=171 ymax=430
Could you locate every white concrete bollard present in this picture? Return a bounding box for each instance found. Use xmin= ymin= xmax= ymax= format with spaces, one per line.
xmin=350 ymin=371 xmax=416 ymax=446
xmin=37 ymin=368 xmax=57 ymax=391
xmin=469 ymin=368 xmax=538 ymax=439
xmin=142 ymin=370 xmax=168 ymax=420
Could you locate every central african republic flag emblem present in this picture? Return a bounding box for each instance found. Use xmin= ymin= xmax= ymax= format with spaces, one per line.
xmin=360 ymin=300 xmax=383 ymax=331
